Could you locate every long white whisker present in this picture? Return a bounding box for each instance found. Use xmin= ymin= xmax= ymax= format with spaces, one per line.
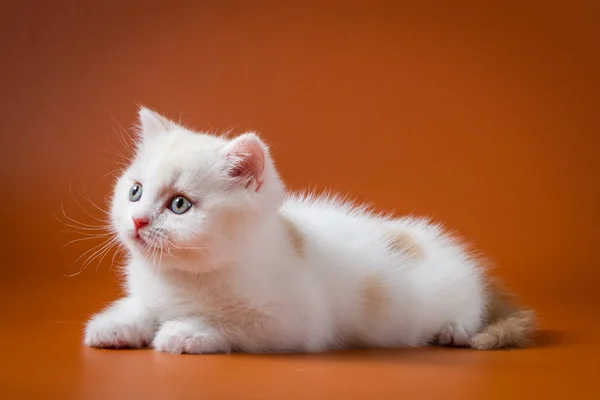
xmin=74 ymin=237 xmax=113 ymax=264
xmin=58 ymin=204 xmax=106 ymax=229
xmin=109 ymin=110 xmax=136 ymax=156
xmin=64 ymin=237 xmax=115 ymax=277
xmin=78 ymin=185 xmax=111 ymax=218
xmin=60 ymin=234 xmax=113 ymax=249
xmin=103 ymin=168 xmax=124 ymax=180
xmin=94 ymin=239 xmax=118 ymax=273
xmin=150 ymin=245 xmax=159 ymax=272
xmin=80 ymin=237 xmax=118 ymax=272
xmin=68 ymin=186 xmax=109 ymax=224
xmin=168 ymin=241 xmax=208 ymax=250
xmin=60 ymin=230 xmax=111 ymax=237
xmin=157 ymin=244 xmax=164 ymax=283
xmin=102 ymin=147 xmax=130 ymax=163
xmin=56 ymin=220 xmax=107 ymax=232
xmin=109 ymin=245 xmax=122 ymax=272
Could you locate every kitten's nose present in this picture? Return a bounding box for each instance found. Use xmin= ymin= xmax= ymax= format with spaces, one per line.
xmin=132 ymin=217 xmax=149 ymax=232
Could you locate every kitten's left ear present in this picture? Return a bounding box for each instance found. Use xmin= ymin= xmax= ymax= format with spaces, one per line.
xmin=223 ymin=133 xmax=266 ymax=192
xmin=138 ymin=106 xmax=177 ymax=139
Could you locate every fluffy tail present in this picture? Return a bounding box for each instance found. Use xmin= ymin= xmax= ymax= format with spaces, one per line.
xmin=469 ymin=281 xmax=537 ymax=350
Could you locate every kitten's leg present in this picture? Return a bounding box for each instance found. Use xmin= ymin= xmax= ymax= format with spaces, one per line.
xmin=84 ymin=297 xmax=156 ymax=349
xmin=153 ymin=318 xmax=230 ymax=354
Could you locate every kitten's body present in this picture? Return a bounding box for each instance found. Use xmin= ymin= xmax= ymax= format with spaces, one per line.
xmin=83 ymin=108 xmax=535 ymax=354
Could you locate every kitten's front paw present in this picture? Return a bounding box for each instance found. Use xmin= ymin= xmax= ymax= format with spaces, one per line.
xmin=437 ymin=321 xmax=469 ymax=347
xmin=153 ymin=320 xmax=230 ymax=354
xmin=84 ymin=317 xmax=154 ymax=349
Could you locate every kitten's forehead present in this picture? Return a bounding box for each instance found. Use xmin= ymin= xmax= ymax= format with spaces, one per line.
xmin=130 ymin=130 xmax=227 ymax=185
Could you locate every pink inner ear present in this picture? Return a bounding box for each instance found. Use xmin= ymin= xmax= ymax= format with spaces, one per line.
xmin=226 ymin=137 xmax=265 ymax=191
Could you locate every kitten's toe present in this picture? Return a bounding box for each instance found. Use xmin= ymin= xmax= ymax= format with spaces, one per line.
xmin=437 ymin=322 xmax=469 ymax=347
xmin=84 ymin=318 xmax=153 ymax=349
xmin=153 ymin=320 xmax=230 ymax=354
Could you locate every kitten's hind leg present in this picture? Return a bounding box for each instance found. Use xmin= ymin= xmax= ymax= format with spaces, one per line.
xmin=153 ymin=318 xmax=230 ymax=354
xmin=84 ymin=297 xmax=156 ymax=349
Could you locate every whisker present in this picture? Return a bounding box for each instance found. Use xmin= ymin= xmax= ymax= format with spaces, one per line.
xmin=65 ymin=246 xmax=101 ymax=277
xmin=60 ymin=230 xmax=110 ymax=237
xmin=157 ymin=244 xmax=164 ymax=283
xmin=168 ymin=241 xmax=209 ymax=250
xmin=109 ymin=110 xmax=136 ymax=156
xmin=80 ymin=240 xmax=116 ymax=271
xmin=94 ymin=239 xmax=118 ymax=273
xmin=148 ymin=245 xmax=158 ymax=272
xmin=79 ymin=237 xmax=118 ymax=273
xmin=60 ymin=178 xmax=121 ymax=277
xmin=57 ymin=204 xmax=106 ymax=229
xmin=102 ymin=147 xmax=130 ymax=163
xmin=68 ymin=184 xmax=109 ymax=224
xmin=78 ymin=185 xmax=110 ymax=217
xmin=55 ymin=219 xmax=107 ymax=233
xmin=99 ymin=156 xmax=128 ymax=170
xmin=74 ymin=237 xmax=114 ymax=264
xmin=109 ymin=244 xmax=122 ymax=272
xmin=60 ymin=234 xmax=113 ymax=249
xmin=103 ymin=168 xmax=124 ymax=180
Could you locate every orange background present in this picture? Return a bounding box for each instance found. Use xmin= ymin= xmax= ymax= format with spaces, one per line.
xmin=1 ymin=1 xmax=598 ymax=398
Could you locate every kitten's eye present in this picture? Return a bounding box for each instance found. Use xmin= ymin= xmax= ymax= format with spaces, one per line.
xmin=169 ymin=196 xmax=192 ymax=214
xmin=129 ymin=183 xmax=143 ymax=202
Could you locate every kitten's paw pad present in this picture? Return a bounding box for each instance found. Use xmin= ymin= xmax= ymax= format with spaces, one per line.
xmin=437 ymin=322 xmax=469 ymax=347
xmin=84 ymin=318 xmax=153 ymax=349
xmin=153 ymin=321 xmax=229 ymax=354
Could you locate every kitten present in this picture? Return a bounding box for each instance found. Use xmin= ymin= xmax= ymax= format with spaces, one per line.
xmin=83 ymin=107 xmax=536 ymax=354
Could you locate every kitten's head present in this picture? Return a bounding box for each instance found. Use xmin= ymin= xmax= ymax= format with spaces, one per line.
xmin=111 ymin=107 xmax=285 ymax=271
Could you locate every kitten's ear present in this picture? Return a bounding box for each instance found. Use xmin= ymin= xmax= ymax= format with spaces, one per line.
xmin=137 ymin=106 xmax=176 ymax=139
xmin=223 ymin=133 xmax=266 ymax=192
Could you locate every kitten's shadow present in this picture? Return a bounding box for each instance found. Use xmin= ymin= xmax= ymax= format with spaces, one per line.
xmin=532 ymin=329 xmax=570 ymax=348
xmin=248 ymin=329 xmax=570 ymax=363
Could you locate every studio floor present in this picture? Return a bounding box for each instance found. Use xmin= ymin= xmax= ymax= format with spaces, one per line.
xmin=1 ymin=275 xmax=598 ymax=399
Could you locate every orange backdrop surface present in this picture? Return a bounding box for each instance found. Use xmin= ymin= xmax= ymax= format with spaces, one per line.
xmin=0 ymin=1 xmax=598 ymax=399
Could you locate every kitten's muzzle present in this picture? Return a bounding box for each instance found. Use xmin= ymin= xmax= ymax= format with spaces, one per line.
xmin=132 ymin=217 xmax=149 ymax=233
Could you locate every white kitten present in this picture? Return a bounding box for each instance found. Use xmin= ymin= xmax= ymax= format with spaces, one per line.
xmin=83 ymin=107 xmax=536 ymax=354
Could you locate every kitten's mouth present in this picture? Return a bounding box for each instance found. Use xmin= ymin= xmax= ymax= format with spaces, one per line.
xmin=133 ymin=233 xmax=147 ymax=246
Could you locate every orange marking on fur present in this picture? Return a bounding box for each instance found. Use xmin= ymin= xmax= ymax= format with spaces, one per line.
xmin=387 ymin=231 xmax=423 ymax=260
xmin=361 ymin=274 xmax=390 ymax=321
xmin=194 ymin=268 xmax=271 ymax=337
xmin=280 ymin=214 xmax=305 ymax=258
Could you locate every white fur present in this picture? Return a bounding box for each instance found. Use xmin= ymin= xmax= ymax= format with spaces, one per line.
xmin=83 ymin=107 xmax=488 ymax=354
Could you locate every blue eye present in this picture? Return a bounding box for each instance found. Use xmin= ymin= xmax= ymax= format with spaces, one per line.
xmin=169 ymin=196 xmax=192 ymax=214
xmin=129 ymin=183 xmax=143 ymax=202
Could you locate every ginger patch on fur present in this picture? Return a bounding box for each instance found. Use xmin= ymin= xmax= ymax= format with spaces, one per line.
xmin=280 ymin=214 xmax=305 ymax=258
xmin=386 ymin=231 xmax=423 ymax=260
xmin=198 ymin=270 xmax=271 ymax=334
xmin=361 ymin=274 xmax=391 ymax=320
xmin=204 ymin=296 xmax=270 ymax=333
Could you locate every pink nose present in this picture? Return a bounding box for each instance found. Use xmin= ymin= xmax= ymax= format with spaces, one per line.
xmin=132 ymin=217 xmax=149 ymax=232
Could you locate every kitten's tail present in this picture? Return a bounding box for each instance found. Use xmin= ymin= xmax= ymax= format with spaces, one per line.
xmin=469 ymin=281 xmax=537 ymax=350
